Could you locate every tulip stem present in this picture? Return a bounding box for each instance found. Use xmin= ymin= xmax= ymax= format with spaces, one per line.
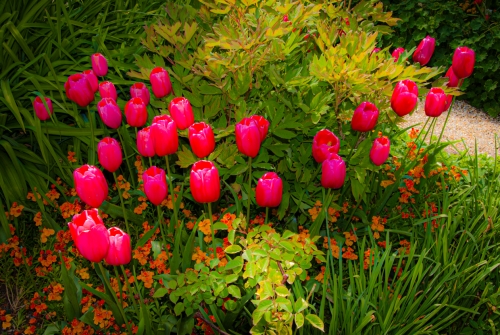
xmin=436 ymin=94 xmax=457 ymax=148
xmin=117 ymin=129 xmax=136 ymax=188
xmin=149 ymin=157 xmax=153 ymax=167
xmin=157 ymin=205 xmax=168 ymax=248
xmin=292 ymin=165 xmax=321 ymax=217
xmin=208 ymin=202 xmax=216 ymax=259
xmin=246 ymin=157 xmax=253 ymax=222
xmin=114 ymin=266 xmax=139 ymax=318
xmin=323 ymin=188 xmax=335 ymax=275
xmin=265 ymin=207 xmax=269 ymax=225
xmin=87 ymin=106 xmax=95 ymax=165
xmin=120 ymin=265 xmax=141 ymax=320
xmin=165 ymin=155 xmax=178 ymax=234
xmin=347 ymin=131 xmax=363 ymax=162
xmin=113 ymin=172 xmax=131 ymax=236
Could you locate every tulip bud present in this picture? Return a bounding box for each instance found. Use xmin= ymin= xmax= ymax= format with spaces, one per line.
xmin=391 ymin=80 xmax=419 ymax=117
xmin=82 ymin=70 xmax=99 ymax=93
xmin=169 ymin=97 xmax=194 ymax=130
xmin=73 ymin=165 xmax=108 ymax=208
xmin=125 ymin=97 xmax=148 ymax=127
xmin=190 ymin=160 xmax=220 ymax=203
xmin=425 ymin=88 xmax=448 ymax=117
xmin=142 ymin=166 xmax=168 ymax=206
xmin=250 ymin=115 xmax=270 ymax=141
xmin=68 ymin=209 xmax=109 ymax=262
xmin=188 ymin=122 xmax=215 ymax=158
xmin=351 ymin=102 xmax=379 ymax=132
xmin=130 ymin=83 xmax=151 ymax=106
xmin=137 ymin=127 xmax=155 ymax=158
xmin=97 ymin=137 xmax=123 ymax=173
xmin=412 ymin=36 xmax=436 ymax=66
xmin=149 ymin=67 xmax=172 ymax=98
xmin=444 ymin=67 xmax=460 ymax=88
xmin=91 ymin=53 xmax=108 ymax=77
xmin=312 ymin=129 xmax=340 ymax=163
xmin=151 ymin=115 xmax=178 ymax=156
xmin=392 ymin=47 xmax=405 ymax=62
xmin=105 ymin=227 xmax=131 ymax=266
xmin=283 ymin=15 xmax=289 ymax=22
xmin=64 ymin=73 xmax=95 ymax=107
xmin=33 ymin=96 xmax=53 ymax=121
xmin=452 ymin=47 xmax=475 ymax=79
xmin=97 ymin=98 xmax=122 ymax=129
xmin=235 ymin=118 xmax=261 ymax=158
xmin=371 ymin=47 xmax=381 ymax=54
xmin=370 ymin=137 xmax=390 ymax=166
xmin=99 ymin=81 xmax=117 ymax=101
xmin=256 ymin=172 xmax=283 ymax=208
xmin=321 ymin=154 xmax=346 ymax=189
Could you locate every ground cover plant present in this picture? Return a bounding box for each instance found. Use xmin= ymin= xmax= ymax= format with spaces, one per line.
xmin=1 ymin=0 xmax=500 ymax=334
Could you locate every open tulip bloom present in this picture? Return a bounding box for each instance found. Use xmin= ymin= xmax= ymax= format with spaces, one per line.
xmin=391 ymin=80 xmax=419 ymax=117
xmin=68 ymin=209 xmax=110 ymax=263
xmin=64 ymin=73 xmax=95 ymax=107
xmin=312 ymin=129 xmax=340 ymax=163
xmin=73 ymin=165 xmax=109 ymax=208
xmin=105 ymin=227 xmax=131 ymax=266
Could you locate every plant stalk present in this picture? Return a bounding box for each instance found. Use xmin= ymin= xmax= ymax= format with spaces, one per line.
xmin=113 ymin=172 xmax=131 ymax=236
xmin=208 ymin=202 xmax=217 ymax=258
xmin=247 ymin=156 xmax=253 ymax=221
xmin=165 ymin=155 xmax=178 ymax=233
xmin=87 ymin=106 xmax=95 ymax=165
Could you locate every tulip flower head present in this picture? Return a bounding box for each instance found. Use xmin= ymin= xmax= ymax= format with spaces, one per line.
xmin=256 ymin=172 xmax=283 ymax=208
xmin=312 ymin=129 xmax=340 ymax=163
xmin=99 ymin=81 xmax=117 ymax=101
xmin=64 ymin=73 xmax=95 ymax=107
xmin=91 ymin=53 xmax=108 ymax=77
xmin=235 ymin=118 xmax=262 ymax=158
xmin=82 ymin=70 xmax=99 ymax=93
xmin=392 ymin=47 xmax=405 ymax=62
xmin=73 ymin=165 xmax=109 ymax=208
xmin=250 ymin=115 xmax=270 ymax=142
xmin=188 ymin=122 xmax=215 ymax=158
xmin=142 ymin=166 xmax=168 ymax=206
xmin=97 ymin=98 xmax=122 ymax=129
xmin=321 ymin=154 xmax=346 ymax=189
xmin=370 ymin=137 xmax=391 ymax=166
xmin=190 ymin=160 xmax=220 ymax=203
xmin=33 ymin=96 xmax=53 ymax=121
xmin=149 ymin=67 xmax=172 ymax=98
xmin=125 ymin=97 xmax=148 ymax=127
xmin=452 ymin=47 xmax=475 ymax=79
xmin=151 ymin=115 xmax=178 ymax=156
xmin=169 ymin=97 xmax=194 ymax=130
xmin=97 ymin=137 xmax=123 ymax=173
xmin=412 ymin=36 xmax=436 ymax=66
xmin=445 ymin=67 xmax=460 ymax=88
xmin=351 ymin=102 xmax=379 ymax=132
xmin=68 ymin=209 xmax=109 ymax=262
xmin=137 ymin=127 xmax=155 ymax=158
xmin=130 ymin=83 xmax=151 ymax=106
xmin=425 ymin=88 xmax=448 ymax=117
xmin=391 ymin=80 xmax=419 ymax=117
xmin=105 ymin=227 xmax=131 ymax=266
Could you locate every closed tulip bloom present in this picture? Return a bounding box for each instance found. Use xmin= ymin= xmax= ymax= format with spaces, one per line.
xmin=137 ymin=127 xmax=155 ymax=157
xmin=370 ymin=137 xmax=391 ymax=166
xmin=97 ymin=137 xmax=122 ymax=173
xmin=91 ymin=53 xmax=108 ymax=77
xmin=190 ymin=160 xmax=220 ymax=203
xmin=99 ymin=81 xmax=117 ymax=101
xmin=169 ymin=97 xmax=194 ymax=130
xmin=256 ymin=172 xmax=283 ymax=208
xmin=391 ymin=80 xmax=419 ymax=117
xmin=351 ymin=102 xmax=379 ymax=132
xmin=235 ymin=118 xmax=261 ymax=158
xmin=424 ymin=88 xmax=448 ymax=117
xmin=142 ymin=166 xmax=168 ymax=206
xmin=149 ymin=67 xmax=172 ymax=98
xmin=68 ymin=209 xmax=109 ymax=262
xmin=312 ymin=129 xmax=340 ymax=163
xmin=445 ymin=67 xmax=460 ymax=88
xmin=130 ymin=83 xmax=150 ymax=106
xmin=64 ymin=73 xmax=94 ymax=107
xmin=82 ymin=70 xmax=99 ymax=93
xmin=151 ymin=115 xmax=178 ymax=156
xmin=97 ymin=98 xmax=122 ymax=129
xmin=105 ymin=227 xmax=131 ymax=266
xmin=125 ymin=97 xmax=148 ymax=127
xmin=392 ymin=47 xmax=405 ymax=62
xmin=412 ymin=36 xmax=436 ymax=66
xmin=33 ymin=96 xmax=53 ymax=121
xmin=250 ymin=115 xmax=270 ymax=142
xmin=321 ymin=154 xmax=346 ymax=189
xmin=371 ymin=47 xmax=381 ymax=54
xmin=188 ymin=122 xmax=215 ymax=158
xmin=452 ymin=47 xmax=475 ymax=79
xmin=73 ymin=165 xmax=108 ymax=208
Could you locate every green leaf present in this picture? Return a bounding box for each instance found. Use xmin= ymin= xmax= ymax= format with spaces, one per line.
xmin=305 ymin=314 xmax=324 ymax=331
xmin=199 ymin=83 xmax=222 ymax=95
xmin=176 ymin=145 xmax=198 ymax=168
xmin=224 ymin=256 xmax=244 ymax=272
xmin=295 ymin=312 xmax=304 ymax=329
xmin=228 ymin=285 xmax=241 ymax=299
xmin=294 ymin=298 xmax=308 ymax=313
xmin=174 ymin=302 xmax=185 ymax=316
xmin=135 ymin=220 xmax=159 ymax=249
xmin=154 ymin=287 xmax=169 ymax=298
xmin=225 ymin=245 xmax=242 ymax=254
xmin=273 ymin=129 xmax=296 ymax=139
xmin=275 ymin=286 xmax=289 ymax=297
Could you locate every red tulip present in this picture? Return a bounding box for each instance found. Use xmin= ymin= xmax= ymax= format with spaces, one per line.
xmin=351 ymin=102 xmax=379 ymax=132
xmin=188 ymin=122 xmax=215 ymax=158
xmin=82 ymin=70 xmax=99 ymax=93
xmin=73 ymin=165 xmax=108 ymax=208
xmin=105 ymin=227 xmax=131 ymax=266
xmin=97 ymin=137 xmax=122 ymax=173
xmin=391 ymin=80 xmax=419 ymax=117
xmin=283 ymin=15 xmax=289 ymax=22
xmin=137 ymin=127 xmax=155 ymax=157
xmin=452 ymin=47 xmax=475 ymax=79
xmin=370 ymin=137 xmax=391 ymax=166
xmin=256 ymin=172 xmax=283 ymax=208
xmin=169 ymin=97 xmax=194 ymax=130
xmin=235 ymin=118 xmax=261 ymax=158
xmin=190 ymin=160 xmax=220 ymax=203
xmin=371 ymin=47 xmax=381 ymax=55
xmin=68 ymin=209 xmax=109 ymax=262
xmin=412 ymin=36 xmax=436 ymax=66
xmin=149 ymin=67 xmax=172 ymax=98
xmin=99 ymin=81 xmax=117 ymax=101
xmin=125 ymin=97 xmax=148 ymax=127
xmin=91 ymin=53 xmax=108 ymax=77
xmin=425 ymin=88 xmax=448 ymax=117
xmin=312 ymin=129 xmax=340 ymax=163
xmin=250 ymin=115 xmax=270 ymax=141
xmin=392 ymin=47 xmax=405 ymax=62
xmin=445 ymin=67 xmax=460 ymax=88
xmin=151 ymin=115 xmax=178 ymax=156
xmin=143 ymin=166 xmax=168 ymax=206
xmin=64 ymin=73 xmax=94 ymax=107
xmin=33 ymin=96 xmax=53 ymax=121
xmin=97 ymin=98 xmax=122 ymax=129
xmin=321 ymin=154 xmax=346 ymax=189
xmin=130 ymin=83 xmax=150 ymax=106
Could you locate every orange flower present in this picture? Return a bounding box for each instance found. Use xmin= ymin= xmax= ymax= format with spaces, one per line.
xmin=33 ymin=212 xmax=43 ymax=226
xmin=9 ymin=202 xmax=24 ymax=217
xmin=67 ymin=151 xmax=77 ymax=163
xmin=220 ymin=213 xmax=236 ymax=232
xmin=133 ymin=244 xmax=151 ymax=266
xmin=363 ymin=249 xmax=375 ymax=270
xmin=137 ymin=271 xmax=154 ymax=288
xmin=1 ymin=312 xmax=12 ymax=329
xmin=93 ymin=306 xmax=113 ymax=328
xmin=323 ymin=237 xmax=340 ymax=259
xmin=76 ymin=267 xmax=90 ymax=280
xmin=342 ymin=247 xmax=358 ymax=260
xmin=409 ymin=128 xmax=419 ymax=139
xmin=47 ymin=283 xmax=64 ymax=301
xmin=343 ymin=231 xmax=357 ymax=246
xmin=371 ymin=216 xmax=386 ymax=239
xmin=315 ymin=266 xmax=326 ymax=282
xmin=41 ymin=228 xmax=55 ymax=243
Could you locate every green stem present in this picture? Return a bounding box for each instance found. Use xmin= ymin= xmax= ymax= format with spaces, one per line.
xmin=436 ymin=94 xmax=457 ymax=147
xmin=113 ymin=266 xmax=125 ymax=313
xmin=208 ymin=202 xmax=216 ymax=258
xmin=323 ymin=189 xmax=336 ymax=275
xmin=117 ymin=129 xmax=136 ymax=188
xmin=114 ymin=266 xmax=138 ymax=316
xmin=265 ymin=207 xmax=269 ymax=225
xmin=113 ymin=172 xmax=131 ymax=236
xmin=247 ymin=156 xmax=253 ymax=221
xmin=165 ymin=155 xmax=178 ymax=234
xmin=120 ymin=265 xmax=141 ymax=319
xmin=347 ymin=131 xmax=363 ymax=162
xmin=157 ymin=205 xmax=168 ymax=247
xmin=87 ymin=106 xmax=95 ymax=165
xmin=292 ymin=164 xmax=322 ymax=216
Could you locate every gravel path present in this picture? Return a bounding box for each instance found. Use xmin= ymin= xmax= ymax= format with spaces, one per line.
xmin=400 ymin=100 xmax=500 ymax=157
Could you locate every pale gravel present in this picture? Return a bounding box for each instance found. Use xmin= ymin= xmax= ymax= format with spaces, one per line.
xmin=400 ymin=100 xmax=500 ymax=157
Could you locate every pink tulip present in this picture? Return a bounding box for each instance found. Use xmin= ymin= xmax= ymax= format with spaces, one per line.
xmin=149 ymin=67 xmax=172 ymax=98
xmin=190 ymin=160 xmax=220 ymax=203
xmin=370 ymin=137 xmax=390 ymax=166
xmin=256 ymin=172 xmax=283 ymax=208
xmin=235 ymin=118 xmax=261 ymax=158
xmin=137 ymin=127 xmax=155 ymax=157
xmin=188 ymin=122 xmax=215 ymax=158
xmin=425 ymin=88 xmax=448 ymax=117
xmin=97 ymin=137 xmax=122 ymax=173
xmin=142 ymin=166 xmax=168 ymax=206
xmin=125 ymin=97 xmax=148 ymax=127
xmin=64 ymin=73 xmax=94 ymax=107
xmin=249 ymin=115 xmax=270 ymax=142
xmin=312 ymin=129 xmax=340 ymax=163
xmin=151 ymin=115 xmax=178 ymax=156
xmin=82 ymin=70 xmax=99 ymax=93
xmin=412 ymin=36 xmax=436 ymax=66
xmin=97 ymin=98 xmax=122 ymax=129
xmin=99 ymin=81 xmax=117 ymax=101
xmin=392 ymin=47 xmax=405 ymax=62
xmin=351 ymin=102 xmax=379 ymax=132
xmin=321 ymin=154 xmax=346 ymax=189
xmin=33 ymin=96 xmax=53 ymax=121
xmin=169 ymin=97 xmax=194 ymax=130
xmin=68 ymin=209 xmax=109 ymax=262
xmin=130 ymin=83 xmax=151 ymax=106
xmin=105 ymin=227 xmax=131 ymax=266
xmin=452 ymin=47 xmax=475 ymax=79
xmin=391 ymin=80 xmax=419 ymax=117
xmin=91 ymin=53 xmax=108 ymax=77
xmin=73 ymin=165 xmax=108 ymax=208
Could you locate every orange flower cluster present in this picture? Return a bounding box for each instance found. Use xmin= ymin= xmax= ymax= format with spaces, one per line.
xmin=33 ymin=212 xmax=43 ymax=226
xmin=76 ymin=267 xmax=90 ymax=280
xmin=315 ymin=266 xmax=326 ymax=282
xmin=114 ymin=175 xmax=131 ymax=199
xmin=1 ymin=309 xmax=13 ymax=330
xmin=149 ymin=250 xmax=170 ymax=274
xmin=9 ymin=202 xmax=24 ymax=218
xmin=343 ymin=231 xmax=357 ymax=246
xmin=296 ymin=226 xmax=310 ymax=246
xmin=43 ymin=282 xmax=64 ymax=301
xmin=134 ymin=198 xmax=148 ymax=215
xmin=137 ymin=271 xmax=154 ymax=288
xmin=398 ymin=240 xmax=411 ymax=255
xmin=67 ymin=151 xmax=77 ymax=163
xmin=363 ymin=249 xmax=375 ymax=270
xmin=29 ymin=292 xmax=48 ymax=317
xmin=60 ymin=200 xmax=82 ymax=219
xmin=450 ymin=165 xmax=468 ymax=181
xmin=198 ymin=219 xmax=214 ymax=243
xmin=41 ymin=227 xmax=55 ymax=243
xmin=93 ymin=306 xmax=114 ymax=328
xmin=62 ymin=319 xmax=95 ymax=335
xmin=308 ymin=200 xmax=342 ymax=223
xmin=133 ymin=242 xmax=151 ymax=266
xmin=220 ymin=213 xmax=236 ymax=232
xmin=409 ymin=128 xmax=419 ymax=139
xmin=371 ymin=216 xmax=387 ymax=239
xmin=135 ymin=155 xmax=144 ymax=183
xmin=161 ymin=186 xmax=184 ymax=211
